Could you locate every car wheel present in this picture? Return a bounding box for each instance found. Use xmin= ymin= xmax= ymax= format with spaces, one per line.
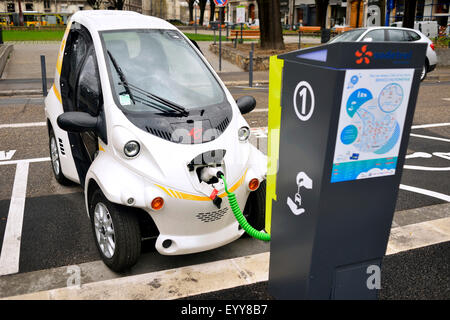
xmin=49 ymin=128 xmax=71 ymax=185
xmin=243 ymin=180 xmax=267 ymax=235
xmin=420 ymin=62 xmax=427 ymax=81
xmin=90 ymin=188 xmax=141 ymax=272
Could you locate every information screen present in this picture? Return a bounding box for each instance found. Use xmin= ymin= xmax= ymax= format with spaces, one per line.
xmin=331 ymin=68 xmax=414 ymax=183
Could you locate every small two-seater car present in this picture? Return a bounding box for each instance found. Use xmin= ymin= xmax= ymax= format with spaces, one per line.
xmin=45 ymin=10 xmax=267 ymax=271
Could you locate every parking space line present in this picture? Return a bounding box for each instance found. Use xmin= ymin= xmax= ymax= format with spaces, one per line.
xmin=0 ymin=157 xmax=50 ymax=166
xmin=0 ymin=162 xmax=29 ymax=276
xmin=410 ymin=133 xmax=450 ymax=143
xmin=0 ymin=122 xmax=46 ymax=129
xmin=411 ymin=122 xmax=450 ymax=129
xmin=403 ymin=165 xmax=450 ymax=171
xmin=399 ymin=184 xmax=450 ymax=202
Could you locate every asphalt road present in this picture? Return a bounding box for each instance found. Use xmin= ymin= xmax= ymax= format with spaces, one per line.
xmin=0 ymin=81 xmax=449 ymax=298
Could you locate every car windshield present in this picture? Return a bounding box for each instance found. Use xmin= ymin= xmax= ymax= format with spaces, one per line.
xmin=102 ymin=29 xmax=225 ymax=113
xmin=330 ymin=29 xmax=366 ymax=43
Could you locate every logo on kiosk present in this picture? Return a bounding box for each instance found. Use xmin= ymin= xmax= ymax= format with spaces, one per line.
xmin=286 ymin=171 xmax=313 ymax=216
xmin=355 ymin=45 xmax=373 ymax=65
xmin=293 ymin=81 xmax=315 ymax=121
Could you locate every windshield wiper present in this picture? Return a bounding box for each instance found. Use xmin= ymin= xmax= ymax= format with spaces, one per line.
xmin=107 ymin=50 xmax=136 ymax=105
xmin=119 ymin=82 xmax=189 ymax=117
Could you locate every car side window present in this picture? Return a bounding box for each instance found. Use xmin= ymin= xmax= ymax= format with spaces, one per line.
xmin=387 ymin=29 xmax=405 ymax=41
xmin=405 ymin=30 xmax=421 ymax=41
xmin=70 ymin=32 xmax=87 ymax=73
xmin=362 ymin=29 xmax=385 ymax=41
xmin=76 ymin=49 xmax=101 ymax=116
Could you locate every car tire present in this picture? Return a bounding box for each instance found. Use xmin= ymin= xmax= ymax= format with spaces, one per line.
xmin=243 ymin=180 xmax=267 ymax=235
xmin=420 ymin=61 xmax=428 ymax=81
xmin=49 ymin=128 xmax=71 ymax=185
xmin=89 ymin=188 xmax=141 ymax=272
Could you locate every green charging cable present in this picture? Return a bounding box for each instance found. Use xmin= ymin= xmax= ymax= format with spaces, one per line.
xmin=220 ymin=175 xmax=270 ymax=242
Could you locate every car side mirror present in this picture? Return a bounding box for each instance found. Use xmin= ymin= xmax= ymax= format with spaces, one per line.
xmin=236 ymin=96 xmax=256 ymax=114
xmin=363 ymin=37 xmax=373 ymax=42
xmin=57 ymin=111 xmax=98 ymax=133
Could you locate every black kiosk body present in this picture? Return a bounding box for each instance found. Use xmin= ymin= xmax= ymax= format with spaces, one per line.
xmin=267 ymin=42 xmax=427 ymax=299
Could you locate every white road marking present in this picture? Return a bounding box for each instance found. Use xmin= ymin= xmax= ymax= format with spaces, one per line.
xmin=0 ymin=122 xmax=46 ymax=129
xmin=410 ymin=133 xmax=450 ymax=143
xmin=399 ymin=184 xmax=450 ymax=202
xmin=405 ymin=152 xmax=432 ymax=159
xmin=0 ymin=162 xmax=29 ymax=276
xmin=0 ymin=157 xmax=50 ymax=166
xmin=433 ymin=152 xmax=450 ymax=160
xmin=404 ymin=165 xmax=450 ymax=171
xmin=442 ymin=98 xmax=450 ymax=102
xmin=0 ymin=150 xmax=16 ymax=161
xmin=411 ymin=122 xmax=450 ymax=129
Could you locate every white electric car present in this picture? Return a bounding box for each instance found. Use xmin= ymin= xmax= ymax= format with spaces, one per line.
xmin=45 ymin=10 xmax=267 ymax=271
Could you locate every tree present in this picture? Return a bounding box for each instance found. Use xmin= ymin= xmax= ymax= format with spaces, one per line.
xmin=256 ymin=0 xmax=285 ymax=50
xmin=199 ymin=0 xmax=207 ymax=26
xmin=315 ymin=0 xmax=329 ymax=28
xmin=210 ymin=0 xmax=215 ymax=22
xmin=109 ymin=0 xmax=125 ymax=10
xmin=187 ymin=0 xmax=194 ymax=23
xmin=87 ymin=0 xmax=103 ymax=10
xmin=403 ymin=0 xmax=417 ymax=29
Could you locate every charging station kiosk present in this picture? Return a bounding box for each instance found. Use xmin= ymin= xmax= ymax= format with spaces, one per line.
xmin=266 ymin=42 xmax=427 ymax=299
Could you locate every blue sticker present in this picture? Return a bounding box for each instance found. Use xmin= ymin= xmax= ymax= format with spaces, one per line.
xmin=346 ymin=88 xmax=373 ymax=118
xmin=340 ymin=125 xmax=358 ymax=145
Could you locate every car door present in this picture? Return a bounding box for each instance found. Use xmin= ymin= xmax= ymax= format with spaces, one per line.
xmin=386 ymin=29 xmax=407 ymax=41
xmin=60 ymin=22 xmax=103 ymax=186
xmin=75 ymin=47 xmax=102 ymax=163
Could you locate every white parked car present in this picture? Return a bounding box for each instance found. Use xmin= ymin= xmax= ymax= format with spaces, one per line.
xmin=45 ymin=10 xmax=267 ymax=271
xmin=330 ymin=27 xmax=437 ymax=81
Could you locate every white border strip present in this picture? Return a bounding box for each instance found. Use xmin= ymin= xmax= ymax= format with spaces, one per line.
xmin=0 ymin=162 xmax=29 ymax=276
xmin=0 ymin=122 xmax=46 ymax=129
xmin=399 ymin=184 xmax=450 ymax=202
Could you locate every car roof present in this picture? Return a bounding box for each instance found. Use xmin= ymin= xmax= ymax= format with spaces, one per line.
xmin=352 ymin=26 xmax=421 ymax=33
xmin=70 ymin=10 xmax=177 ymax=32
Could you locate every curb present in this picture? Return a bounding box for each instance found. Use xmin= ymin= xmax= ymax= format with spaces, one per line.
xmin=0 ymin=89 xmax=42 ymax=96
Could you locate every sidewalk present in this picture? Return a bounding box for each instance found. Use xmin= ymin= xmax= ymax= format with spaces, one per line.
xmin=0 ymin=43 xmax=449 ymax=96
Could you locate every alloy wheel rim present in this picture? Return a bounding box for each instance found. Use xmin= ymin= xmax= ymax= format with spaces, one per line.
xmin=93 ymin=202 xmax=116 ymax=259
xmin=50 ymin=136 xmax=60 ymax=175
xmin=421 ymin=65 xmax=426 ymax=80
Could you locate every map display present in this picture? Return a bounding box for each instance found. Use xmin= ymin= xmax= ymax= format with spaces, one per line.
xmin=331 ymin=68 xmax=414 ymax=183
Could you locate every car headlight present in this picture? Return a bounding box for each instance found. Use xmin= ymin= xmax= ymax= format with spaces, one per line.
xmin=123 ymin=140 xmax=140 ymax=158
xmin=238 ymin=126 xmax=250 ymax=142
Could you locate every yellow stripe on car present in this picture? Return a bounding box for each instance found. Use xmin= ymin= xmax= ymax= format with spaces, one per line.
xmin=154 ymin=170 xmax=247 ymax=201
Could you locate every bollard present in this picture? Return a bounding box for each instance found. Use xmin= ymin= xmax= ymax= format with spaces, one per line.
xmin=219 ymin=20 xmax=222 ymax=72
xmin=0 ymin=27 xmax=3 ymax=45
xmin=240 ymin=23 xmax=244 ymax=44
xmin=249 ymin=42 xmax=254 ymax=87
xmin=214 ymin=28 xmax=216 ymax=45
xmin=234 ymin=32 xmax=238 ymax=48
xmin=40 ymin=55 xmax=47 ymax=96
xmin=298 ymin=30 xmax=301 ymax=49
